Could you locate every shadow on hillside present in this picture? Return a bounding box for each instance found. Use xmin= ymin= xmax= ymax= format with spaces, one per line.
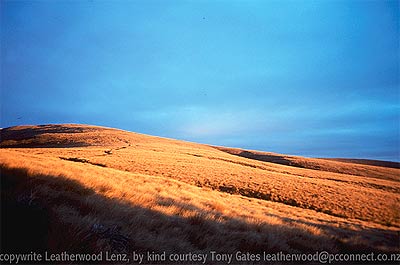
xmin=323 ymin=158 xmax=400 ymax=169
xmin=0 ymin=125 xmax=92 ymax=148
xmin=214 ymin=147 xmax=303 ymax=168
xmin=238 ymin=151 xmax=297 ymax=167
xmin=264 ymin=212 xmax=400 ymax=253
xmin=1 ymin=166 xmax=398 ymax=264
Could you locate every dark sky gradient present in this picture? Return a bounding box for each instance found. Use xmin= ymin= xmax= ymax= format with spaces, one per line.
xmin=1 ymin=1 xmax=399 ymax=161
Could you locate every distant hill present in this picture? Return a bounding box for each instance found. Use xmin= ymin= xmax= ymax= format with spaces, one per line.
xmin=214 ymin=146 xmax=400 ymax=181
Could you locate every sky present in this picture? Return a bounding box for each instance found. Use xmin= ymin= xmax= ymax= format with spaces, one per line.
xmin=1 ymin=0 xmax=399 ymax=161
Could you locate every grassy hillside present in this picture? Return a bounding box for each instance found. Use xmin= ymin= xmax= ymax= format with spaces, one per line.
xmin=1 ymin=124 xmax=399 ymax=262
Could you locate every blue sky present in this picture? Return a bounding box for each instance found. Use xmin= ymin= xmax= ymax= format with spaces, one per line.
xmin=1 ymin=0 xmax=399 ymax=161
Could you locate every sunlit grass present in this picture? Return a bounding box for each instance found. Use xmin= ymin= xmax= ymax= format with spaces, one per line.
xmin=1 ymin=124 xmax=399 ymax=254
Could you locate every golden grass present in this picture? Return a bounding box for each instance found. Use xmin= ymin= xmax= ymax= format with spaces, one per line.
xmin=1 ymin=124 xmax=399 ymax=255
xmin=22 ymin=143 xmax=399 ymax=226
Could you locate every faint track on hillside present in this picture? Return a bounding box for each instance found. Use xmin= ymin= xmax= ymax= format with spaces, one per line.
xmin=59 ymin=157 xmax=107 ymax=168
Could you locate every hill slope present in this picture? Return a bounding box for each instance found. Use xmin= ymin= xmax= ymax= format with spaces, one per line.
xmin=1 ymin=124 xmax=399 ymax=260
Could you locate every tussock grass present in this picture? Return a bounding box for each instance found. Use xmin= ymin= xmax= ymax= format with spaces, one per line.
xmin=1 ymin=124 xmax=399 ymax=256
xmin=14 ymin=143 xmax=399 ymax=227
